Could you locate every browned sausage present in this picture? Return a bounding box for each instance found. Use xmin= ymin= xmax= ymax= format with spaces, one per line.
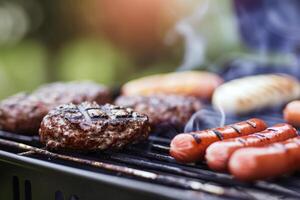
xmin=206 ymin=123 xmax=297 ymax=172
xmin=229 ymin=136 xmax=300 ymax=181
xmin=284 ymin=100 xmax=300 ymax=127
xmin=170 ymin=118 xmax=267 ymax=163
xmin=121 ymin=71 xmax=223 ymax=100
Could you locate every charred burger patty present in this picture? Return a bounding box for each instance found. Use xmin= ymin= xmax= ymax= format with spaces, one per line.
xmin=39 ymin=102 xmax=150 ymax=151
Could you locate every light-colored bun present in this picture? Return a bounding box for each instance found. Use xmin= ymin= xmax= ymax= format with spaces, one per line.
xmin=122 ymin=71 xmax=223 ymax=100
xmin=212 ymin=74 xmax=300 ymax=114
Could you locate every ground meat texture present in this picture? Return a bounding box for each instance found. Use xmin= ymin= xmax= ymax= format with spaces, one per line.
xmin=115 ymin=95 xmax=202 ymax=131
xmin=0 ymin=81 xmax=111 ymax=135
xmin=39 ymin=102 xmax=150 ymax=151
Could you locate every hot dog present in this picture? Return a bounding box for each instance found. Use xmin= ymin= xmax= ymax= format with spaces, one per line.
xmin=206 ymin=123 xmax=297 ymax=172
xmin=170 ymin=118 xmax=267 ymax=163
xmin=229 ymin=136 xmax=300 ymax=181
xmin=284 ymin=100 xmax=300 ymax=127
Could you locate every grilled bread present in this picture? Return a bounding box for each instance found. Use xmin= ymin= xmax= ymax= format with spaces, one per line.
xmin=212 ymin=74 xmax=300 ymax=115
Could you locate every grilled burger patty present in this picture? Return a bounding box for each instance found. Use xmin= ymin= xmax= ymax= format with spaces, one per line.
xmin=0 ymin=81 xmax=111 ymax=135
xmin=39 ymin=102 xmax=150 ymax=151
xmin=115 ymin=95 xmax=202 ymax=131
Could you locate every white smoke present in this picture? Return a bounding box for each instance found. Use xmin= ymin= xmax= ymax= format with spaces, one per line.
xmin=165 ymin=0 xmax=209 ymax=71
xmin=215 ymin=102 xmax=226 ymax=127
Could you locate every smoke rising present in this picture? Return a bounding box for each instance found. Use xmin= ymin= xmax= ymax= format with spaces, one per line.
xmin=225 ymin=0 xmax=300 ymax=80
xmin=184 ymin=105 xmax=225 ymax=133
xmin=166 ymin=0 xmax=209 ymax=71
xmin=181 ymin=1 xmax=300 ymax=133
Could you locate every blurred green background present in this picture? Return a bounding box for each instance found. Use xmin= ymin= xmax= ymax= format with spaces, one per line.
xmin=0 ymin=0 xmax=241 ymax=99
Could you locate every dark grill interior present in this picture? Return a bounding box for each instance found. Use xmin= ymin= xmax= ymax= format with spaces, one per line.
xmin=1 ymin=108 xmax=300 ymax=200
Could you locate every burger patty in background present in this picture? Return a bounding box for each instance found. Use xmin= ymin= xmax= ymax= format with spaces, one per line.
xmin=0 ymin=81 xmax=111 ymax=135
xmin=115 ymin=94 xmax=202 ymax=131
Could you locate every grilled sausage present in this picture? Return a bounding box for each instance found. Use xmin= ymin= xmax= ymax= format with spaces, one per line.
xmin=284 ymin=100 xmax=300 ymax=127
xmin=206 ymin=123 xmax=297 ymax=172
xmin=229 ymin=136 xmax=300 ymax=181
xmin=170 ymin=118 xmax=267 ymax=163
xmin=122 ymin=71 xmax=223 ymax=100
xmin=212 ymin=74 xmax=300 ymax=115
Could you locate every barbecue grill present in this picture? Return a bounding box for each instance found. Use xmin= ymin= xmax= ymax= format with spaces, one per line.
xmin=0 ymin=108 xmax=300 ymax=200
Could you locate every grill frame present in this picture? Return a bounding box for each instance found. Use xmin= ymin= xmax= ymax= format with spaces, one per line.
xmin=0 ymin=135 xmax=243 ymax=200
xmin=0 ymin=150 xmax=213 ymax=200
xmin=1 ymin=108 xmax=300 ymax=200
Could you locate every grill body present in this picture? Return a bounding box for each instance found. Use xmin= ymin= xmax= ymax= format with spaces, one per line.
xmin=0 ymin=151 xmax=189 ymax=200
xmin=0 ymin=108 xmax=300 ymax=200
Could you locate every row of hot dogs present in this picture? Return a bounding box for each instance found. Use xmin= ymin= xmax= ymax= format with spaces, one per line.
xmin=170 ymin=119 xmax=300 ymax=181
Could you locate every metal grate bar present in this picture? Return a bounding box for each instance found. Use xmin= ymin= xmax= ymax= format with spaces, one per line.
xmin=0 ymin=138 xmax=254 ymax=200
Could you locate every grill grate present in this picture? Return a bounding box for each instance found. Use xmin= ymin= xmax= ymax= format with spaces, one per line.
xmin=0 ymin=109 xmax=300 ymax=200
